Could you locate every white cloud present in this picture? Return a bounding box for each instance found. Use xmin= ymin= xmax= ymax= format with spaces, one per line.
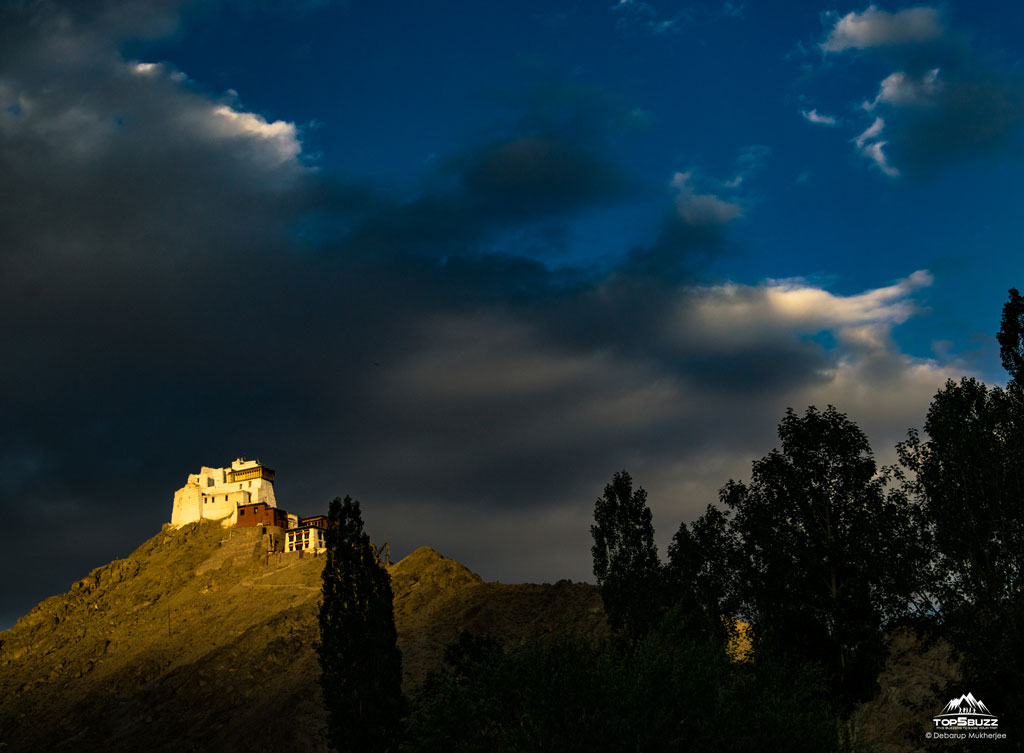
xmin=854 ymin=116 xmax=885 ymax=147
xmin=670 ymin=171 xmax=742 ymax=226
xmin=764 ymin=268 xmax=931 ymax=331
xmin=852 ymin=116 xmax=898 ymax=175
xmin=683 ymin=269 xmax=932 ymax=350
xmin=861 ymin=140 xmax=900 ymax=177
xmin=822 ymin=5 xmax=945 ymax=52
xmin=130 ymin=60 xmax=186 ymax=83
xmin=208 ymin=105 xmax=301 ymax=165
xmin=864 ymin=68 xmax=941 ymax=109
xmin=0 ymin=23 xmax=307 ymax=178
xmin=802 ymin=108 xmax=838 ymax=125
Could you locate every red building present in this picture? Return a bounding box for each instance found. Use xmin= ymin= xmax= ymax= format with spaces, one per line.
xmin=236 ymin=501 xmax=289 ymax=528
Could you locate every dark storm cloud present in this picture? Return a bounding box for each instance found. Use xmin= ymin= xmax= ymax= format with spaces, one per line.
xmin=621 ymin=209 xmax=730 ymax=278
xmin=335 ymin=132 xmax=629 ymax=266
xmin=330 ymin=76 xmax=638 ymax=266
xmin=459 ymin=134 xmax=626 ymax=219
xmin=0 ymin=0 xmax=961 ymax=629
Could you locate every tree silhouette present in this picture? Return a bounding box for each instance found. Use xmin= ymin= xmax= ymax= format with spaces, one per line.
xmin=591 ymin=470 xmax=663 ymax=640
xmin=317 ymin=496 xmax=404 ymax=753
xmin=665 ymin=504 xmax=737 ymax=642
xmin=722 ymin=406 xmax=930 ymax=716
xmin=899 ymin=375 xmax=1024 ymax=742
xmin=997 ymin=287 xmax=1024 ymax=384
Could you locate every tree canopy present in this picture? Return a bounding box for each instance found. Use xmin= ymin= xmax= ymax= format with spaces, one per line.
xmin=722 ymin=405 xmax=930 ymax=715
xmin=665 ymin=503 xmax=737 ymax=642
xmin=893 ymin=291 xmax=1024 ymax=743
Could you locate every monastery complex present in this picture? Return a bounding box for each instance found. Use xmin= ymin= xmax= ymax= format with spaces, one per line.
xmin=171 ymin=457 xmax=326 ymax=554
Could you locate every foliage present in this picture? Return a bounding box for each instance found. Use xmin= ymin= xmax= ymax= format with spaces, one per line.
xmin=898 ymin=378 xmax=1024 ymax=608
xmin=722 ymin=405 xmax=931 ymax=716
xmin=898 ymin=375 xmax=1024 ymax=744
xmin=403 ymin=609 xmax=838 ymax=753
xmin=590 ymin=470 xmax=664 ymax=640
xmin=317 ymin=496 xmax=405 ymax=753
xmin=997 ymin=286 xmax=1024 ymax=383
xmin=665 ymin=504 xmax=738 ymax=642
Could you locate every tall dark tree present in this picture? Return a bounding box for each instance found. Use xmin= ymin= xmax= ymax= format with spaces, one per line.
xmin=997 ymin=287 xmax=1024 ymax=384
xmin=899 ymin=376 xmax=1024 ymax=742
xmin=899 ymin=379 xmax=1024 ymax=611
xmin=891 ymin=289 xmax=1024 ymax=748
xmin=591 ymin=470 xmax=663 ymax=640
xmin=317 ymin=496 xmax=405 ymax=753
xmin=722 ymin=406 xmax=930 ymax=716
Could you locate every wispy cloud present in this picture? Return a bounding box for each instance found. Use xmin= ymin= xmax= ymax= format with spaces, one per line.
xmin=854 ymin=116 xmax=885 ymax=147
xmin=852 ymin=117 xmax=899 ymax=176
xmin=722 ymin=1 xmax=745 ymax=19
xmin=611 ymin=0 xmax=688 ymax=35
xmin=864 ymin=68 xmax=941 ymax=110
xmin=808 ymin=1 xmax=1024 ymax=180
xmin=670 ymin=171 xmax=742 ymax=226
xmin=861 ymin=140 xmax=900 ymax=177
xmin=802 ymin=108 xmax=838 ymax=126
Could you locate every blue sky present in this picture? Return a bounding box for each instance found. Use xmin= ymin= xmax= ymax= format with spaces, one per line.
xmin=128 ymin=0 xmax=1023 ymax=364
xmin=2 ymin=0 xmax=1023 ymax=629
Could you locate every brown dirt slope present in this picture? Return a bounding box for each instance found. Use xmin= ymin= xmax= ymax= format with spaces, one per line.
xmin=0 ymin=522 xmax=606 ymax=753
xmin=0 ymin=521 xmax=957 ymax=753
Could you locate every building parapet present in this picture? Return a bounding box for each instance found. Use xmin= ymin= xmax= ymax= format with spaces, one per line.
xmin=227 ymin=465 xmax=275 ymax=484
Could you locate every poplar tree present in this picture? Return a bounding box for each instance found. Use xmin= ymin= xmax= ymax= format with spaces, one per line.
xmin=591 ymin=470 xmax=663 ymax=640
xmin=317 ymin=496 xmax=404 ymax=753
xmin=996 ymin=286 xmax=1024 ymax=383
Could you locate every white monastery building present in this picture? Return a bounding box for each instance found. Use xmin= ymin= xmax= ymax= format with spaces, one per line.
xmin=170 ymin=457 xmax=279 ymax=527
xmin=169 ymin=457 xmax=330 ymax=555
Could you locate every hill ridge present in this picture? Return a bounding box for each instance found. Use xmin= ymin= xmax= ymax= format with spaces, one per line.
xmin=0 ymin=521 xmax=607 ymax=753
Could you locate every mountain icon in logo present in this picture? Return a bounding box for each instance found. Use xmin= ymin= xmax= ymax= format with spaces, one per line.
xmin=939 ymin=692 xmax=993 ymax=717
xmin=933 ymin=691 xmax=999 ymax=730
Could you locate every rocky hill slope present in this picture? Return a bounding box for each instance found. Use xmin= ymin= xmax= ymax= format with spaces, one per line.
xmin=0 ymin=522 xmax=607 ymax=753
xmin=0 ymin=521 xmax=957 ymax=753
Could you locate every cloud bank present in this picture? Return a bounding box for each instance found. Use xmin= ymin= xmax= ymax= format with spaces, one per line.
xmin=0 ymin=0 xmax=966 ymax=629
